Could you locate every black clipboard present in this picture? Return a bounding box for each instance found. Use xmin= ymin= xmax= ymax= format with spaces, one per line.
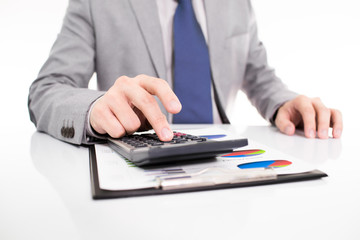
xmin=89 ymin=145 xmax=328 ymax=199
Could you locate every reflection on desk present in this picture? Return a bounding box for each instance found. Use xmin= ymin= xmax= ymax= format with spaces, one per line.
xmin=27 ymin=125 xmax=360 ymax=240
xmin=239 ymin=126 xmax=343 ymax=165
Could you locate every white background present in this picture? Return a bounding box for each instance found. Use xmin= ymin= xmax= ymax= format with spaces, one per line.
xmin=0 ymin=0 xmax=359 ymax=132
xmin=0 ymin=1 xmax=359 ymax=239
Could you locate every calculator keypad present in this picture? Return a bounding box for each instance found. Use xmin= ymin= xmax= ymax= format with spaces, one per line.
xmin=119 ymin=132 xmax=207 ymax=148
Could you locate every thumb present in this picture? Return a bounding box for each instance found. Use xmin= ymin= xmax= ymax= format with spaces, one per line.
xmin=275 ymin=109 xmax=296 ymax=136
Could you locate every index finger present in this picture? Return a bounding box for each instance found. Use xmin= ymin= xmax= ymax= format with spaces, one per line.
xmin=124 ymin=84 xmax=173 ymax=141
xmin=137 ymin=75 xmax=182 ymax=114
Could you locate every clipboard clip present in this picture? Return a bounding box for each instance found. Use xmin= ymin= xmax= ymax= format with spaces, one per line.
xmin=155 ymin=167 xmax=277 ymax=190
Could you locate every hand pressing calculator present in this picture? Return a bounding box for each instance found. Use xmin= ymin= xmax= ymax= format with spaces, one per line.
xmin=108 ymin=132 xmax=248 ymax=166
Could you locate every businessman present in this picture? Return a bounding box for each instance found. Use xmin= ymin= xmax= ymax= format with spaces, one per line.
xmin=28 ymin=0 xmax=342 ymax=145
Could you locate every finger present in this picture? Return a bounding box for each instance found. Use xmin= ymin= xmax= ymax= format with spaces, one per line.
xmin=133 ymin=107 xmax=153 ymax=131
xmin=295 ymin=97 xmax=316 ymax=138
xmin=106 ymin=92 xmax=141 ymax=135
xmin=101 ymin=110 xmax=126 ymax=138
xmin=91 ymin=105 xmax=126 ymax=138
xmin=275 ymin=108 xmax=296 ymax=136
xmin=137 ymin=75 xmax=182 ymax=114
xmin=312 ymin=98 xmax=331 ymax=139
xmin=330 ymin=109 xmax=343 ymax=138
xmin=125 ymin=86 xmax=173 ymax=141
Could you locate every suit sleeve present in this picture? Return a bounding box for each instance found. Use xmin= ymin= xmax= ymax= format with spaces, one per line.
xmin=241 ymin=0 xmax=298 ymax=122
xmin=28 ymin=0 xmax=105 ymax=145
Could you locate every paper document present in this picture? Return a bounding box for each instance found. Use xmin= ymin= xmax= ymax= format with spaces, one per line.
xmin=95 ymin=127 xmax=315 ymax=191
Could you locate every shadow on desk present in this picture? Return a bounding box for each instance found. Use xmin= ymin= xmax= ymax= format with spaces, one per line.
xmin=239 ymin=126 xmax=342 ymax=165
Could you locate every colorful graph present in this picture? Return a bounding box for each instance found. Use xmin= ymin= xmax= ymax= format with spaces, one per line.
xmin=237 ymin=160 xmax=292 ymax=169
xmin=199 ymin=134 xmax=227 ymax=139
xmin=221 ymin=149 xmax=265 ymax=158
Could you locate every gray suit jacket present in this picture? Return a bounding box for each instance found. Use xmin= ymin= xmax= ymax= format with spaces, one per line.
xmin=28 ymin=0 xmax=298 ymax=145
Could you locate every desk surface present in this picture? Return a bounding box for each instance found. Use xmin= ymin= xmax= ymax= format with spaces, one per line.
xmin=1 ymin=124 xmax=359 ymax=240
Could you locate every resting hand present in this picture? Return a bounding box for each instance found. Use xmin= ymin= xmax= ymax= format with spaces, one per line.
xmin=90 ymin=74 xmax=182 ymax=141
xmin=275 ymin=95 xmax=342 ymax=139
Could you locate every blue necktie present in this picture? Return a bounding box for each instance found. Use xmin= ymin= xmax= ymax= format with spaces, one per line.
xmin=172 ymin=0 xmax=213 ymax=123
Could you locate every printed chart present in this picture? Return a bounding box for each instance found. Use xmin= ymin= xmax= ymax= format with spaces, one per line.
xmin=238 ymin=160 xmax=292 ymax=169
xmin=199 ymin=134 xmax=227 ymax=139
xmin=221 ymin=149 xmax=265 ymax=158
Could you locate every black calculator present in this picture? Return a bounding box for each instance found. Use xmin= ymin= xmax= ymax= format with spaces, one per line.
xmin=108 ymin=132 xmax=248 ymax=166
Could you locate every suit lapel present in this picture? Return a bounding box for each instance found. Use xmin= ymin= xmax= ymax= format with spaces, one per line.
xmin=204 ymin=1 xmax=228 ymax=85
xmin=204 ymin=0 xmax=230 ymax=116
xmin=129 ymin=0 xmax=166 ymax=80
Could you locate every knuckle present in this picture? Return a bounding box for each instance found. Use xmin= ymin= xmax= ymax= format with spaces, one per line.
xmin=136 ymin=74 xmax=148 ymax=79
xmin=127 ymin=119 xmax=141 ymax=133
xmin=313 ymin=97 xmax=321 ymax=102
xmin=154 ymin=77 xmax=166 ymax=84
xmin=152 ymin=114 xmax=167 ymax=126
xmin=104 ymin=90 xmax=117 ymax=101
xmin=333 ymin=109 xmax=342 ymax=116
xmin=91 ymin=103 xmax=101 ymax=115
xmin=109 ymin=128 xmax=125 ymax=139
xmin=133 ymin=119 xmax=142 ymax=130
xmin=114 ymin=76 xmax=138 ymax=95
xmin=297 ymin=95 xmax=308 ymax=102
xmin=157 ymin=78 xmax=169 ymax=88
xmin=89 ymin=119 xmax=100 ymax=132
xmin=115 ymin=76 xmax=134 ymax=89
xmin=136 ymin=74 xmax=152 ymax=87
xmin=140 ymin=94 xmax=156 ymax=106
xmin=136 ymin=74 xmax=152 ymax=85
xmin=91 ymin=105 xmax=106 ymax=121
xmin=147 ymin=78 xmax=159 ymax=88
xmin=116 ymin=75 xmax=130 ymax=84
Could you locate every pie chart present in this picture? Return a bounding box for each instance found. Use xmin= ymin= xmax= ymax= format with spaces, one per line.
xmin=221 ymin=149 xmax=265 ymax=158
xmin=199 ymin=134 xmax=227 ymax=139
xmin=237 ymin=160 xmax=292 ymax=169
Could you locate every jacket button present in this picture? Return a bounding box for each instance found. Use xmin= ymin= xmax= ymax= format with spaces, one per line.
xmin=68 ymin=127 xmax=75 ymax=138
xmin=64 ymin=127 xmax=70 ymax=138
xmin=61 ymin=121 xmax=75 ymax=138
xmin=61 ymin=126 xmax=66 ymax=137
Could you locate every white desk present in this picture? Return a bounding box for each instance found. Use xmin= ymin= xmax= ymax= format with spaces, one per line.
xmin=1 ymin=124 xmax=359 ymax=240
xmin=1 ymin=0 xmax=359 ymax=238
